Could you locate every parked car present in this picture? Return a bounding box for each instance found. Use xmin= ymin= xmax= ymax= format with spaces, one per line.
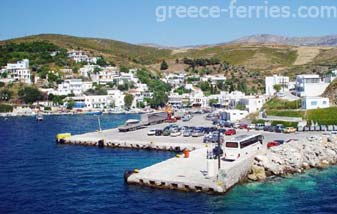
xmin=182 ymin=114 xmax=192 ymax=122
xmin=147 ymin=129 xmax=157 ymax=136
xmin=192 ymin=128 xmax=204 ymax=137
xmin=233 ymin=123 xmax=240 ymax=129
xmin=170 ymin=128 xmax=181 ymax=137
xmin=204 ymin=131 xmax=223 ymax=143
xmin=163 ymin=129 xmax=171 ymax=136
xmin=314 ymin=125 xmax=321 ymax=131
xmin=309 ymin=126 xmax=315 ymax=131
xmin=248 ymin=124 xmax=256 ymax=129
xmin=297 ymin=126 xmax=304 ymax=132
xmin=304 ymin=126 xmax=310 ymax=132
xmin=183 ymin=129 xmax=193 ymax=137
xmin=267 ymin=141 xmax=281 ymax=148
xmin=321 ymin=125 xmax=327 ymax=132
xmin=239 ymin=123 xmax=248 ymax=129
xmin=225 ymin=128 xmax=236 ymax=136
xmin=255 ymin=123 xmax=265 ymax=130
xmin=155 ymin=129 xmax=163 ymax=136
xmin=275 ymin=124 xmax=284 ymax=133
xmin=283 ymin=127 xmax=296 ymax=134
xmin=327 ymin=125 xmax=334 ymax=131
xmin=223 ymin=121 xmax=234 ymax=128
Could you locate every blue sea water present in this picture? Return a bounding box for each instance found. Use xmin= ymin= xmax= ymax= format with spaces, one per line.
xmin=0 ymin=114 xmax=336 ymax=214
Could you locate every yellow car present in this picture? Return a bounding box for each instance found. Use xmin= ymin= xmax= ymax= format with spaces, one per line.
xmin=283 ymin=127 xmax=297 ymax=134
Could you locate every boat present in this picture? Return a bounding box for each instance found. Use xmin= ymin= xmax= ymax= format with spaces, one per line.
xmin=36 ymin=114 xmax=44 ymax=121
xmin=85 ymin=111 xmax=103 ymax=115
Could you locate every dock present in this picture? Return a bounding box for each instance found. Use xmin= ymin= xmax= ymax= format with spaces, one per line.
xmin=56 ymin=115 xmax=279 ymax=194
xmin=126 ymin=147 xmax=256 ymax=194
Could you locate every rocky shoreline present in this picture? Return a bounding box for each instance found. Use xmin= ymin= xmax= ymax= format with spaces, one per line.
xmin=248 ymin=135 xmax=337 ymax=181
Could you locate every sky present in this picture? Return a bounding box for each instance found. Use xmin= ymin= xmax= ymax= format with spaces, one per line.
xmin=1 ymin=0 xmax=337 ymax=46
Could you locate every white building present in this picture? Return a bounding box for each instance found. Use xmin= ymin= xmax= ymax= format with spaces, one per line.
xmin=238 ymin=96 xmax=267 ymax=113
xmin=220 ymin=110 xmax=249 ymax=122
xmin=164 ymin=73 xmax=185 ymax=86
xmin=201 ymin=75 xmax=226 ymax=83
xmin=301 ymin=97 xmax=330 ymax=110
xmin=91 ymin=66 xmax=119 ymax=84
xmin=79 ymin=65 xmax=96 ymax=78
xmin=56 ymin=79 xmax=92 ymax=96
xmin=4 ymin=59 xmax=31 ymax=84
xmin=265 ymin=75 xmax=289 ymax=96
xmin=67 ymin=50 xmax=98 ymax=64
xmin=107 ymin=90 xmax=125 ymax=108
xmin=295 ymin=74 xmax=329 ymax=97
xmin=71 ymin=95 xmax=109 ymax=109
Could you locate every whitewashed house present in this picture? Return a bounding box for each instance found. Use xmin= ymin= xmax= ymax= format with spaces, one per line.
xmin=91 ymin=66 xmax=119 ymax=84
xmin=164 ymin=73 xmax=185 ymax=86
xmin=56 ymin=79 xmax=84 ymax=96
xmin=295 ymin=74 xmax=329 ymax=97
xmin=220 ymin=110 xmax=249 ymax=122
xmin=238 ymin=96 xmax=267 ymax=113
xmin=301 ymin=97 xmax=330 ymax=110
xmin=67 ymin=50 xmax=98 ymax=64
xmin=265 ymin=75 xmax=289 ymax=96
xmin=107 ymin=90 xmax=125 ymax=109
xmin=4 ymin=59 xmax=31 ymax=84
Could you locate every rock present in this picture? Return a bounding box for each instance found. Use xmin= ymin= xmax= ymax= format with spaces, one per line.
xmin=302 ymin=162 xmax=310 ymax=169
xmin=248 ymin=174 xmax=257 ymax=181
xmin=251 ymin=165 xmax=266 ymax=181
xmin=255 ymin=155 xmax=269 ymax=163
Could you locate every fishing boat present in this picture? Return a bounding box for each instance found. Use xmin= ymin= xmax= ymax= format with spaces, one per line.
xmin=36 ymin=114 xmax=44 ymax=121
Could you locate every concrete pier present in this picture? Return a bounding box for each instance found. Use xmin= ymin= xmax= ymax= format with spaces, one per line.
xmin=56 ymin=114 xmax=319 ymax=194
xmin=126 ymin=147 xmax=256 ymax=193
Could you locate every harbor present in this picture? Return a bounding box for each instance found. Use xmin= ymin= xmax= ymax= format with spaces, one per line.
xmin=55 ymin=113 xmax=336 ymax=194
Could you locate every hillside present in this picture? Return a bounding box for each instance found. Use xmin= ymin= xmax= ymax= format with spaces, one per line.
xmin=323 ymin=79 xmax=337 ymax=104
xmin=230 ymin=34 xmax=337 ymax=47
xmin=1 ymin=34 xmax=172 ymax=66
xmin=2 ymin=34 xmax=337 ymax=78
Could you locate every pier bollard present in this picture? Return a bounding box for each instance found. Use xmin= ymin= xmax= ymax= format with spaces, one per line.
xmin=98 ymin=139 xmax=104 ymax=147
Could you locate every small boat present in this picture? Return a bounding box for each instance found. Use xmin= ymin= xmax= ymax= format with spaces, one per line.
xmin=85 ymin=111 xmax=103 ymax=115
xmin=36 ymin=114 xmax=44 ymax=121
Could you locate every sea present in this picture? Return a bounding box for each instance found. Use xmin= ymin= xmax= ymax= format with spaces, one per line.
xmin=0 ymin=114 xmax=336 ymax=214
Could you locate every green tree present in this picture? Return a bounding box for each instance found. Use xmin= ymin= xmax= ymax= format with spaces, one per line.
xmin=235 ymin=104 xmax=246 ymax=111
xmin=160 ymin=60 xmax=168 ymax=70
xmin=273 ymin=84 xmax=282 ymax=93
xmin=0 ymin=89 xmax=11 ymax=101
xmin=18 ymin=86 xmax=42 ymax=104
xmin=124 ymin=93 xmax=134 ymax=110
xmin=151 ymin=90 xmax=168 ymax=108
xmin=94 ymin=66 xmax=102 ymax=74
xmin=96 ymin=57 xmax=108 ymax=67
xmin=67 ymin=98 xmax=75 ymax=109
xmin=208 ymin=98 xmax=218 ymax=107
xmin=120 ymin=66 xmax=129 ymax=73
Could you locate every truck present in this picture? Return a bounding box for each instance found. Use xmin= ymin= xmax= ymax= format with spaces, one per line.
xmin=141 ymin=111 xmax=168 ymax=125
xmin=118 ymin=111 xmax=168 ymax=132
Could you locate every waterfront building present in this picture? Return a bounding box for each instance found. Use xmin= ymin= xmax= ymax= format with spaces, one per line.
xmin=4 ymin=59 xmax=31 ymax=84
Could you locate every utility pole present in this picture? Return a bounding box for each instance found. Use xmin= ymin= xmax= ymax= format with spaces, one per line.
xmin=217 ymin=130 xmax=221 ymax=170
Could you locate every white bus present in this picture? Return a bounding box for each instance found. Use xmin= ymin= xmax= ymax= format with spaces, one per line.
xmin=224 ymin=134 xmax=264 ymax=161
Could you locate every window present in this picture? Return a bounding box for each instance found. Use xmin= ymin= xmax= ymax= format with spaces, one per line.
xmin=323 ymin=101 xmax=327 ymax=105
xmin=225 ymin=142 xmax=238 ymax=148
xmin=311 ymin=101 xmax=317 ymax=106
